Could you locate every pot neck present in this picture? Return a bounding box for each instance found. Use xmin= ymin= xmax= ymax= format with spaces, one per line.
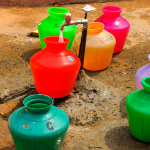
xmin=23 ymin=94 xmax=54 ymax=113
xmin=43 ymin=36 xmax=70 ymax=52
xmin=102 ymin=6 xmax=122 ymax=17
xmin=48 ymin=7 xmax=69 ymax=20
xmin=141 ymin=77 xmax=150 ymax=93
xmin=87 ymin=22 xmax=104 ymax=34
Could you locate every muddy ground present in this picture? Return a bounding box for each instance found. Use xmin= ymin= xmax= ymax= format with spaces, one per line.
xmin=1 ymin=0 xmax=150 ymax=149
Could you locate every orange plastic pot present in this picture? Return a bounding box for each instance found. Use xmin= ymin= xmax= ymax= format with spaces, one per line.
xmin=74 ymin=22 xmax=116 ymax=71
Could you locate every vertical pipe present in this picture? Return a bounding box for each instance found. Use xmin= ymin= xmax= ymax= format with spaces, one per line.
xmin=78 ymin=11 xmax=87 ymax=58
xmin=84 ymin=11 xmax=87 ymax=19
xmin=78 ymin=36 xmax=82 ymax=59
xmin=80 ymin=27 xmax=87 ymax=70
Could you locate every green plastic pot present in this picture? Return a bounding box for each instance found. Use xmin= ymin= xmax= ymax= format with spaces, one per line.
xmin=38 ymin=7 xmax=77 ymax=50
xmin=125 ymin=77 xmax=150 ymax=142
xmin=8 ymin=94 xmax=69 ymax=150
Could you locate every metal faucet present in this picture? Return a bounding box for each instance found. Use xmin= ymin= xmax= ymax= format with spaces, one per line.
xmin=60 ymin=13 xmax=88 ymax=70
xmin=60 ymin=13 xmax=88 ymax=31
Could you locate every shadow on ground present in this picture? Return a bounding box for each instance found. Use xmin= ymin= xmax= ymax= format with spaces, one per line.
xmin=0 ymin=146 xmax=16 ymax=150
xmin=21 ymin=48 xmax=41 ymax=63
xmin=54 ymin=94 xmax=75 ymax=105
xmin=105 ymin=126 xmax=150 ymax=150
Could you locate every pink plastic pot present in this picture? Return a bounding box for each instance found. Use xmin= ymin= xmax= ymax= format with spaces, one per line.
xmin=94 ymin=6 xmax=130 ymax=53
xmin=135 ymin=55 xmax=150 ymax=90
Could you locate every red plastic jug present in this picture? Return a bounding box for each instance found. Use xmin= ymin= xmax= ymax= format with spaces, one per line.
xmin=94 ymin=6 xmax=130 ymax=53
xmin=30 ymin=36 xmax=80 ymax=98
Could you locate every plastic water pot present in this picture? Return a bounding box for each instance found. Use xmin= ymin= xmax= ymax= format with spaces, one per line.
xmin=74 ymin=22 xmax=116 ymax=71
xmin=125 ymin=77 xmax=150 ymax=142
xmin=38 ymin=7 xmax=77 ymax=50
xmin=30 ymin=36 xmax=80 ymax=98
xmin=135 ymin=54 xmax=150 ymax=90
xmin=94 ymin=6 xmax=130 ymax=53
xmin=8 ymin=94 xmax=69 ymax=150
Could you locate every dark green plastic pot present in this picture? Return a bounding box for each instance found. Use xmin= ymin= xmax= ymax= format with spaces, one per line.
xmin=8 ymin=94 xmax=69 ymax=150
xmin=125 ymin=77 xmax=150 ymax=142
xmin=38 ymin=7 xmax=77 ymax=50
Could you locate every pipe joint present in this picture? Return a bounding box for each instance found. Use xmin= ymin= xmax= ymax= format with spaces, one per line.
xmin=77 ymin=19 xmax=88 ymax=28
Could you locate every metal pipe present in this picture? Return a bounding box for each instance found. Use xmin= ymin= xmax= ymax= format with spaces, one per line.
xmin=76 ymin=19 xmax=88 ymax=70
xmin=84 ymin=11 xmax=87 ymax=19
xmin=76 ymin=19 xmax=88 ymax=28
xmin=79 ymin=27 xmax=87 ymax=70
xmin=60 ymin=13 xmax=88 ymax=70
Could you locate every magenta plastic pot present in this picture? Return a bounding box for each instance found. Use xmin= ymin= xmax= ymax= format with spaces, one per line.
xmin=135 ymin=54 xmax=150 ymax=90
xmin=94 ymin=6 xmax=130 ymax=53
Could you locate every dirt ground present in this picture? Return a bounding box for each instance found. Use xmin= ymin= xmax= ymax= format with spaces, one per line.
xmin=1 ymin=0 xmax=150 ymax=149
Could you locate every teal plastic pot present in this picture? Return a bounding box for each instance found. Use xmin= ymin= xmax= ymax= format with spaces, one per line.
xmin=38 ymin=7 xmax=77 ymax=50
xmin=125 ymin=77 xmax=150 ymax=142
xmin=8 ymin=94 xmax=69 ymax=150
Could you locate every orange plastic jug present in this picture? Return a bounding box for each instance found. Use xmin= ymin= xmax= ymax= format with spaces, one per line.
xmin=74 ymin=22 xmax=116 ymax=71
xmin=30 ymin=36 xmax=80 ymax=98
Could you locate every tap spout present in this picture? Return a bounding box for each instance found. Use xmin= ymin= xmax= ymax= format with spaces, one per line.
xmin=60 ymin=13 xmax=77 ymax=31
xmin=60 ymin=13 xmax=89 ymax=31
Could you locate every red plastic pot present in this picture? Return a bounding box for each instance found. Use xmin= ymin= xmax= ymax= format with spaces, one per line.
xmin=30 ymin=36 xmax=80 ymax=98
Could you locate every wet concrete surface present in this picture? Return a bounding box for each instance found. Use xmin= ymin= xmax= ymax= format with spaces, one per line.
xmin=1 ymin=0 xmax=150 ymax=149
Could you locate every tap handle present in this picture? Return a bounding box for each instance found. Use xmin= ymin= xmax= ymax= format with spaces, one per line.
xmin=65 ymin=13 xmax=72 ymax=23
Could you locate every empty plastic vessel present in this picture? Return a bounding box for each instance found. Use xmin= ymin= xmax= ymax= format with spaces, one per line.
xmin=94 ymin=6 xmax=130 ymax=53
xmin=38 ymin=7 xmax=77 ymax=50
xmin=30 ymin=36 xmax=80 ymax=98
xmin=135 ymin=54 xmax=150 ymax=90
xmin=125 ymin=77 xmax=150 ymax=142
xmin=74 ymin=22 xmax=116 ymax=71
xmin=8 ymin=94 xmax=69 ymax=150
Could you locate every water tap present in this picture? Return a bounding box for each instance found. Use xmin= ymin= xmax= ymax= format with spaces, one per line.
xmin=60 ymin=13 xmax=88 ymax=70
xmin=60 ymin=13 xmax=88 ymax=31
